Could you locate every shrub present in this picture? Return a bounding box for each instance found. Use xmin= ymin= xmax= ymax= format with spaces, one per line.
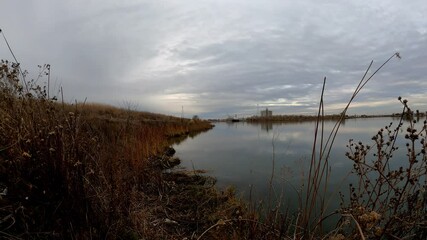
xmin=339 ymin=98 xmax=427 ymax=239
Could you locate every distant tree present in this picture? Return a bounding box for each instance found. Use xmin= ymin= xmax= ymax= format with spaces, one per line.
xmin=192 ymin=115 xmax=200 ymax=121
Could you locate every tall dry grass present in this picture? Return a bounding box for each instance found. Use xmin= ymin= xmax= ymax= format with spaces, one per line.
xmin=0 ymin=60 xmax=214 ymax=239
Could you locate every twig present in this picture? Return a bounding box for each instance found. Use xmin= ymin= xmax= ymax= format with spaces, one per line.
xmin=1 ymin=28 xmax=28 ymax=92
xmin=197 ymin=219 xmax=232 ymax=240
xmin=342 ymin=214 xmax=365 ymax=240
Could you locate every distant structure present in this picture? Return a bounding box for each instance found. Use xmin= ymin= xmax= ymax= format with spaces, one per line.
xmin=260 ymin=108 xmax=272 ymax=117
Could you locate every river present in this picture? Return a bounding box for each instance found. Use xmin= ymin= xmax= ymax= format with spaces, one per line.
xmin=173 ymin=117 xmax=411 ymax=224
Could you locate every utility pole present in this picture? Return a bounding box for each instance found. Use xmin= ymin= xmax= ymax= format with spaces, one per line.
xmin=47 ymin=64 xmax=51 ymax=99
xmin=181 ymin=106 xmax=184 ymax=121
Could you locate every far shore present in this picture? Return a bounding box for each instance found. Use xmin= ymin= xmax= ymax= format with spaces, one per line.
xmin=209 ymin=112 xmax=426 ymax=123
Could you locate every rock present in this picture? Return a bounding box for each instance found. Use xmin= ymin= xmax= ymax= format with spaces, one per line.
xmin=164 ymin=147 xmax=176 ymax=157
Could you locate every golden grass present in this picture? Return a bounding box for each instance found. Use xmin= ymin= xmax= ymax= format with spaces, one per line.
xmin=0 ymin=60 xmax=224 ymax=239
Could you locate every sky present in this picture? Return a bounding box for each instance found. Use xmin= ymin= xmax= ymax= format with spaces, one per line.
xmin=1 ymin=0 xmax=426 ymax=119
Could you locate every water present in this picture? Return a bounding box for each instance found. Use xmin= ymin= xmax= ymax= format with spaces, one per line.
xmin=173 ymin=117 xmax=410 ymax=221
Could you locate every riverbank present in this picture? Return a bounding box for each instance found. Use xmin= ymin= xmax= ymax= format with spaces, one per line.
xmin=245 ymin=113 xmax=410 ymax=123
xmin=0 ymin=62 xmax=299 ymax=239
xmin=209 ymin=112 xmax=426 ymax=123
xmin=0 ymin=62 xmax=245 ymax=239
xmin=0 ymin=87 xmax=237 ymax=238
xmin=0 ymin=89 xmax=289 ymax=239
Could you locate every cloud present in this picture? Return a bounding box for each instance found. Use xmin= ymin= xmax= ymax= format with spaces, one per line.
xmin=0 ymin=0 xmax=426 ymax=118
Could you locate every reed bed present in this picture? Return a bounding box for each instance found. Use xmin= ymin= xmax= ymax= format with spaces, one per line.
xmin=0 ymin=60 xmax=222 ymax=239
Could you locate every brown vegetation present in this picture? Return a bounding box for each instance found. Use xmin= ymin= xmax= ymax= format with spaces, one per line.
xmin=0 ymin=60 xmax=243 ymax=239
xmin=339 ymin=98 xmax=427 ymax=239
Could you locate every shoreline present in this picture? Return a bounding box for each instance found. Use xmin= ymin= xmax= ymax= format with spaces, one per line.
xmin=210 ymin=113 xmax=423 ymax=123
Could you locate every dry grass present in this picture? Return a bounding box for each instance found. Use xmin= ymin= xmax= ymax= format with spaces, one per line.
xmin=0 ymin=60 xmax=224 ymax=239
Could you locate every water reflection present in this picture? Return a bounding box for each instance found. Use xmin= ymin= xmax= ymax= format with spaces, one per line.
xmin=173 ymin=117 xmax=412 ymax=227
xmin=261 ymin=122 xmax=273 ymax=132
xmin=175 ymin=119 xmax=394 ymax=187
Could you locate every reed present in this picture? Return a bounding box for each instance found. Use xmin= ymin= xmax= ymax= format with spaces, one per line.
xmin=298 ymin=53 xmax=402 ymax=237
xmin=0 ymin=60 xmax=215 ymax=239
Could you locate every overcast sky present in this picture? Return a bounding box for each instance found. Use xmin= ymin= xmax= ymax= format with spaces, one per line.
xmin=1 ymin=0 xmax=426 ymax=118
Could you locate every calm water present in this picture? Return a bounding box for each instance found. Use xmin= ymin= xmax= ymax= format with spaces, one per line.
xmin=173 ymin=117 xmax=408 ymax=216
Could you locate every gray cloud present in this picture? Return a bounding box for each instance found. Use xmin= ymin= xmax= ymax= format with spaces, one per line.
xmin=1 ymin=0 xmax=426 ymax=118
